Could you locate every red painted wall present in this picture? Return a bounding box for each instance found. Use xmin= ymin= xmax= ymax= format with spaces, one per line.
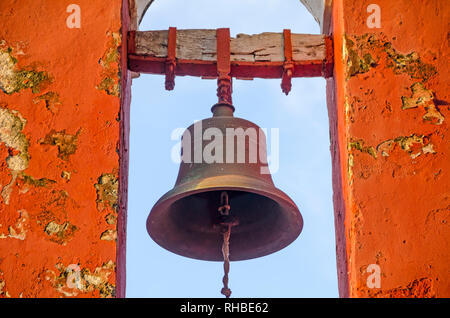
xmin=0 ymin=0 xmax=130 ymax=297
xmin=328 ymin=0 xmax=449 ymax=297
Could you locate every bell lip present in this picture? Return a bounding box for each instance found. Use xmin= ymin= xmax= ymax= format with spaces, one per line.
xmin=146 ymin=174 xmax=303 ymax=262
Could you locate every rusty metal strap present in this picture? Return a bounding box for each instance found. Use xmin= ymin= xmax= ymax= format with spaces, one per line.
xmin=216 ymin=28 xmax=231 ymax=79
xmin=281 ymin=29 xmax=294 ymax=95
xmin=165 ymin=27 xmax=177 ymax=90
xmin=216 ymin=28 xmax=232 ymax=105
xmin=283 ymin=29 xmax=293 ymax=65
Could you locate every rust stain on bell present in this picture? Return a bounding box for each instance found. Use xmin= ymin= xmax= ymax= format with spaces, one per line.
xmin=146 ymin=103 xmax=303 ymax=261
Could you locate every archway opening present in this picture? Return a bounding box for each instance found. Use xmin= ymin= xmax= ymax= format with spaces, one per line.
xmin=127 ymin=0 xmax=338 ymax=297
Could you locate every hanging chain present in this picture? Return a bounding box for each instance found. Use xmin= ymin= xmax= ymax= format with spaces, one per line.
xmin=218 ymin=191 xmax=233 ymax=298
xmin=221 ymin=224 xmax=232 ymax=298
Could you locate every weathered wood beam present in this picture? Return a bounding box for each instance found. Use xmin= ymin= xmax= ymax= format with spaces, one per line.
xmin=128 ymin=30 xmax=333 ymax=79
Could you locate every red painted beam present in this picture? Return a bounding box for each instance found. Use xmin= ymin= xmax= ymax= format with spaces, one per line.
xmin=128 ymin=55 xmax=329 ymax=79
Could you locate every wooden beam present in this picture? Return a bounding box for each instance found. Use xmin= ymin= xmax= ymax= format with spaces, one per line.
xmin=133 ymin=30 xmax=326 ymax=62
xmin=128 ymin=30 xmax=333 ymax=79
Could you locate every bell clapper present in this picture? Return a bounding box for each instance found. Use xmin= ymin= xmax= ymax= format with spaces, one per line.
xmin=218 ymin=191 xmax=238 ymax=298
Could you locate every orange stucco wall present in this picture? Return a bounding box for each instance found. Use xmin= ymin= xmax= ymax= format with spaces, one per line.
xmin=329 ymin=0 xmax=449 ymax=297
xmin=0 ymin=0 xmax=130 ymax=297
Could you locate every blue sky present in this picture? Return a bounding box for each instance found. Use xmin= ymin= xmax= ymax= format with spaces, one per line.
xmin=126 ymin=0 xmax=338 ymax=297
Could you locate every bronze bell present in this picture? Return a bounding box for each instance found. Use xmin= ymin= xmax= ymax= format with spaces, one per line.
xmin=146 ymin=103 xmax=303 ymax=261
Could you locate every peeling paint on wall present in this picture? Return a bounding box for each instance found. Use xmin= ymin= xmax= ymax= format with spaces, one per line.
xmin=384 ymin=44 xmax=437 ymax=83
xmin=0 ymin=47 xmax=51 ymax=95
xmin=21 ymin=174 xmax=56 ymax=187
xmin=105 ymin=213 xmax=117 ymax=225
xmin=0 ymin=107 xmax=29 ymax=172
xmin=39 ymin=129 xmax=80 ymax=160
xmin=369 ymin=278 xmax=435 ymax=298
xmin=0 ymin=210 xmax=29 ymax=240
xmin=47 ymin=261 xmax=116 ymax=298
xmin=344 ymin=33 xmax=437 ymax=83
xmin=377 ymin=134 xmax=435 ymax=159
xmin=401 ymin=83 xmax=444 ymax=125
xmin=0 ymin=107 xmax=29 ymax=204
xmin=100 ymin=229 xmax=117 ymax=241
xmin=94 ymin=173 xmax=118 ymax=212
xmin=33 ymin=92 xmax=61 ymax=114
xmin=0 ymin=273 xmax=10 ymax=297
xmin=348 ymin=139 xmax=377 ymax=159
xmin=97 ymin=32 xmax=121 ymax=97
xmin=60 ymin=171 xmax=71 ymax=182
xmin=44 ymin=221 xmax=77 ymax=245
xmin=344 ymin=35 xmax=377 ymax=79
